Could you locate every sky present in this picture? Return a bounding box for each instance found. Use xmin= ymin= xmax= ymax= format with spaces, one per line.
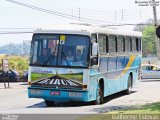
xmin=0 ymin=0 xmax=159 ymax=45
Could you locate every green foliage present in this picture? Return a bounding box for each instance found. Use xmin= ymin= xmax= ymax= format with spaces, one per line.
xmin=142 ymin=25 xmax=156 ymax=56
xmin=0 ymin=55 xmax=29 ymax=76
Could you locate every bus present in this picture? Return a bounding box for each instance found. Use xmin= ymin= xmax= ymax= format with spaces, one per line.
xmin=28 ymin=26 xmax=142 ymax=106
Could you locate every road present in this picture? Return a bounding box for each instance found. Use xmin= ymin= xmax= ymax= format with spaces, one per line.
xmin=0 ymin=80 xmax=160 ymax=114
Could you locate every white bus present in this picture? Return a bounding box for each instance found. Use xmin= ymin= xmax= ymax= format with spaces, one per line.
xmin=28 ymin=26 xmax=142 ymax=106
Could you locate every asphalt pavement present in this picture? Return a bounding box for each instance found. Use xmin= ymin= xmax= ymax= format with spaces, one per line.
xmin=0 ymin=80 xmax=160 ymax=114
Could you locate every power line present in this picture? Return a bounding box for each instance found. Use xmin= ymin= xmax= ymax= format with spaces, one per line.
xmin=100 ymin=23 xmax=153 ymax=27
xmin=3 ymin=0 xmax=160 ymax=17
xmin=4 ymin=0 xmax=159 ymax=25
xmin=5 ymin=0 xmax=116 ymax=24
xmin=5 ymin=0 xmax=84 ymax=21
xmin=3 ymin=0 xmax=158 ymax=27
xmin=0 ymin=28 xmax=34 ymax=29
xmin=0 ymin=31 xmax=33 ymax=34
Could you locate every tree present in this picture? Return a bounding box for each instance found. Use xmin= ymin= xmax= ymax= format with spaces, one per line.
xmin=134 ymin=19 xmax=154 ymax=32
xmin=142 ymin=25 xmax=156 ymax=56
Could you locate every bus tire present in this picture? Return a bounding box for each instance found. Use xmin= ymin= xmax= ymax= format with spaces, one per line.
xmin=45 ymin=100 xmax=55 ymax=107
xmin=94 ymin=82 xmax=104 ymax=105
xmin=124 ymin=75 xmax=132 ymax=95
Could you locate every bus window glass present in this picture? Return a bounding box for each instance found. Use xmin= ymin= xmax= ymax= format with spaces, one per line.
xmin=30 ymin=34 xmax=90 ymax=68
xmin=57 ymin=35 xmax=90 ymax=67
xmin=91 ymin=34 xmax=97 ymax=42
xmin=138 ymin=38 xmax=141 ymax=52
xmin=43 ymin=39 xmax=47 ymax=48
xmin=125 ymin=37 xmax=131 ymax=52
xmin=98 ymin=34 xmax=106 ymax=53
xmin=117 ymin=36 xmax=124 ymax=52
xmin=136 ymin=38 xmax=139 ymax=51
xmin=132 ymin=37 xmax=137 ymax=52
xmin=48 ymin=39 xmax=58 ymax=55
xmin=109 ymin=35 xmax=116 ymax=53
xmin=31 ymin=35 xmax=59 ymax=66
xmin=31 ymin=41 xmax=38 ymax=63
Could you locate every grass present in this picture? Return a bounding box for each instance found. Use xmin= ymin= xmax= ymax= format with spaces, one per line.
xmin=31 ymin=73 xmax=54 ymax=81
xmin=76 ymin=102 xmax=160 ymax=120
xmin=108 ymin=102 xmax=160 ymax=114
xmin=76 ymin=114 xmax=113 ymax=120
xmin=31 ymin=73 xmax=83 ymax=82
xmin=60 ymin=73 xmax=83 ymax=81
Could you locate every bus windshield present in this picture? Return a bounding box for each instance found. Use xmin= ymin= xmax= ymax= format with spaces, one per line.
xmin=30 ymin=34 xmax=90 ymax=68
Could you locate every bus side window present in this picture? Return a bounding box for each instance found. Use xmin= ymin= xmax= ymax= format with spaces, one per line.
xmin=129 ymin=37 xmax=133 ymax=52
xmin=109 ymin=35 xmax=116 ymax=53
xmin=91 ymin=34 xmax=97 ymax=42
xmin=98 ymin=34 xmax=107 ymax=54
xmin=136 ymin=38 xmax=139 ymax=52
xmin=132 ymin=37 xmax=137 ymax=52
xmin=32 ymin=41 xmax=38 ymax=63
xmin=106 ymin=36 xmax=109 ymax=53
xmin=125 ymin=36 xmax=131 ymax=53
xmin=139 ymin=38 xmax=142 ymax=52
xmin=117 ymin=36 xmax=124 ymax=53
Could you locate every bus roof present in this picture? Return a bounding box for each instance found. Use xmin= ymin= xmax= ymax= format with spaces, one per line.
xmin=34 ymin=29 xmax=90 ymax=36
xmin=34 ymin=24 xmax=142 ymax=37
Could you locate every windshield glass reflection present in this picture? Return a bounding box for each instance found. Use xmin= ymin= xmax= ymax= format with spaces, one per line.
xmin=30 ymin=34 xmax=90 ymax=68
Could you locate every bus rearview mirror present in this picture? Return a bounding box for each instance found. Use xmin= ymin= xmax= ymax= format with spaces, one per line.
xmin=92 ymin=43 xmax=99 ymax=56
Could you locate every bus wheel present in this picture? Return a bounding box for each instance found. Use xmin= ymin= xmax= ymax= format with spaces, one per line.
xmin=94 ymin=83 xmax=104 ymax=105
xmin=124 ymin=75 xmax=132 ymax=95
xmin=45 ymin=100 xmax=55 ymax=107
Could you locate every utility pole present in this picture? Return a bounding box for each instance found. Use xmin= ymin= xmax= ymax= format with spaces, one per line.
xmin=153 ymin=0 xmax=158 ymax=26
xmin=152 ymin=0 xmax=160 ymax=60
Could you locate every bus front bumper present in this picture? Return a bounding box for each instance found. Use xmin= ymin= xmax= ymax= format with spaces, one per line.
xmin=28 ymin=87 xmax=89 ymax=102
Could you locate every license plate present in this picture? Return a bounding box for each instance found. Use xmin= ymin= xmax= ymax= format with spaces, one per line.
xmin=69 ymin=92 xmax=82 ymax=97
xmin=30 ymin=90 xmax=42 ymax=94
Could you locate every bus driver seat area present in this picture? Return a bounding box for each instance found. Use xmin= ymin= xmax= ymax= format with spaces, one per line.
xmin=37 ymin=48 xmax=53 ymax=65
